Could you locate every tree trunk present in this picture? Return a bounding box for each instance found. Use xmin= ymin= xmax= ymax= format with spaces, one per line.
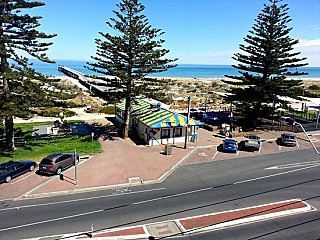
xmin=122 ymin=95 xmax=131 ymax=139
xmin=5 ymin=115 xmax=15 ymax=151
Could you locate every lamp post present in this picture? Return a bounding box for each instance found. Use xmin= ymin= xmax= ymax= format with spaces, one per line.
xmin=184 ymin=96 xmax=191 ymax=149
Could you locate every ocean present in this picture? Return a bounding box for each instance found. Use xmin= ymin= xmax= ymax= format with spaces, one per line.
xmin=30 ymin=59 xmax=320 ymax=79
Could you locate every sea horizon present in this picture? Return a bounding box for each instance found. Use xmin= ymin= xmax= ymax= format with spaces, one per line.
xmin=29 ymin=59 xmax=320 ymax=79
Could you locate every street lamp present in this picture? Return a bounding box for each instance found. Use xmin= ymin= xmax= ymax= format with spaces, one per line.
xmin=184 ymin=96 xmax=191 ymax=149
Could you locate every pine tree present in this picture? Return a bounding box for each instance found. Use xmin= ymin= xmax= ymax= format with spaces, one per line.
xmin=87 ymin=0 xmax=177 ymax=139
xmin=223 ymin=0 xmax=308 ymax=128
xmin=0 ymin=0 xmax=56 ymax=150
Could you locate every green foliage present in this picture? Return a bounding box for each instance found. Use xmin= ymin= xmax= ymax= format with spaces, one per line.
xmin=223 ymin=0 xmax=308 ymax=124
xmin=0 ymin=121 xmax=101 ymax=163
xmin=34 ymin=108 xmax=76 ymax=118
xmin=98 ymin=106 xmax=115 ymax=114
xmin=0 ymin=135 xmax=102 ymax=163
xmin=309 ymin=85 xmax=320 ymax=90
xmin=0 ymin=0 xmax=56 ymax=150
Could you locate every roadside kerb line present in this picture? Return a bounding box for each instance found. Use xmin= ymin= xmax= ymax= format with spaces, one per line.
xmin=1 ymin=188 xmax=165 ymax=212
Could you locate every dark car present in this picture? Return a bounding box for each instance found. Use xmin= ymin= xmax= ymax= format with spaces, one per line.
xmin=0 ymin=160 xmax=37 ymax=183
xmin=219 ymin=138 xmax=238 ymax=153
xmin=280 ymin=133 xmax=297 ymax=147
xmin=38 ymin=152 xmax=79 ymax=175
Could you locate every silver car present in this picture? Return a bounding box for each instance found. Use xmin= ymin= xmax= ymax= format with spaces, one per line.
xmin=38 ymin=152 xmax=79 ymax=175
xmin=242 ymin=134 xmax=261 ymax=151
xmin=280 ymin=133 xmax=297 ymax=147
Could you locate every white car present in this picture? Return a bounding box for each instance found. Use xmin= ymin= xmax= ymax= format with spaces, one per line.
xmin=243 ymin=134 xmax=261 ymax=151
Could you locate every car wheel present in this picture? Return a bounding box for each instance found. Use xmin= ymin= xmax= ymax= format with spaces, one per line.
xmin=29 ymin=165 xmax=35 ymax=171
xmin=56 ymin=167 xmax=62 ymax=175
xmin=5 ymin=176 xmax=12 ymax=183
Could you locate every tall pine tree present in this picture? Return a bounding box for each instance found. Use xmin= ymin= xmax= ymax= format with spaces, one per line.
xmin=0 ymin=0 xmax=56 ymax=150
xmin=87 ymin=0 xmax=177 ymax=139
xmin=223 ymin=0 xmax=308 ymax=128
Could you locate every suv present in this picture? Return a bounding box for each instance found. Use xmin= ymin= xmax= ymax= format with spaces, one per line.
xmin=280 ymin=133 xmax=297 ymax=147
xmin=38 ymin=152 xmax=79 ymax=175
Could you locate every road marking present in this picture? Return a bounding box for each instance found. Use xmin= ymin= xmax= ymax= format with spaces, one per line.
xmin=133 ymin=187 xmax=213 ymax=205
xmin=212 ymin=151 xmax=218 ymax=159
xmin=11 ymin=172 xmax=35 ymax=184
xmin=0 ymin=188 xmax=165 ymax=212
xmin=234 ymin=165 xmax=319 ymax=184
xmin=199 ymin=152 xmax=207 ymax=157
xmin=265 ymin=161 xmax=320 ymax=170
xmin=0 ymin=207 xmax=105 ymax=233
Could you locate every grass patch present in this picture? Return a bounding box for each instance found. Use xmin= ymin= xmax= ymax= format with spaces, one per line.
xmin=0 ymin=121 xmax=103 ymax=163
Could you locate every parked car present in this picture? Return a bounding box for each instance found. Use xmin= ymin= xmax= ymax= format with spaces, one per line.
xmin=0 ymin=160 xmax=37 ymax=183
xmin=280 ymin=133 xmax=297 ymax=147
xmin=219 ymin=138 xmax=238 ymax=153
xmin=279 ymin=116 xmax=294 ymax=125
xmin=38 ymin=152 xmax=79 ymax=175
xmin=242 ymin=134 xmax=261 ymax=151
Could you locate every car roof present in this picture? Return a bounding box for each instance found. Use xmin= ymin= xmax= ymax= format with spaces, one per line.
xmin=224 ymin=138 xmax=237 ymax=143
xmin=43 ymin=152 xmax=65 ymax=159
xmin=0 ymin=161 xmax=16 ymax=167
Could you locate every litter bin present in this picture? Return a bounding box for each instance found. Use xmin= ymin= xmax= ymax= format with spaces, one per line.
xmin=165 ymin=144 xmax=173 ymax=155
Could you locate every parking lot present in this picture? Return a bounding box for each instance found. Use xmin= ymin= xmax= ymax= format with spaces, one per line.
xmin=184 ymin=133 xmax=320 ymax=165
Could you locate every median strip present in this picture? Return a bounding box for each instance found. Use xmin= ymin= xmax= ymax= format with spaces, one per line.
xmin=177 ymin=199 xmax=314 ymax=234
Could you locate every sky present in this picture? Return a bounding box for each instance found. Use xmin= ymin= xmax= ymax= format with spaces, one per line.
xmin=30 ymin=0 xmax=320 ymax=66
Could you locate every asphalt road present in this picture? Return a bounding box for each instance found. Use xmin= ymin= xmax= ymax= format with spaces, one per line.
xmin=1 ymin=148 xmax=320 ymax=239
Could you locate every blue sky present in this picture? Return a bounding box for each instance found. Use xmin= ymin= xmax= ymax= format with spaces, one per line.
xmin=33 ymin=0 xmax=320 ymax=66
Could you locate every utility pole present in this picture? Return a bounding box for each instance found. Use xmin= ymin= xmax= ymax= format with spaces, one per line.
xmin=184 ymin=96 xmax=191 ymax=149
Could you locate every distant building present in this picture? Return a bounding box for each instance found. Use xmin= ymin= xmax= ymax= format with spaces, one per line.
xmin=115 ymin=98 xmax=203 ymax=146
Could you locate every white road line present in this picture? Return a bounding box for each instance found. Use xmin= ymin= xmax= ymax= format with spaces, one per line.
xmin=12 ymin=173 xmax=35 ymax=184
xmin=265 ymin=161 xmax=320 ymax=170
xmin=0 ymin=188 xmax=165 ymax=212
xmin=133 ymin=187 xmax=213 ymax=205
xmin=212 ymin=151 xmax=218 ymax=159
xmin=0 ymin=208 xmax=104 ymax=233
xmin=234 ymin=165 xmax=319 ymax=184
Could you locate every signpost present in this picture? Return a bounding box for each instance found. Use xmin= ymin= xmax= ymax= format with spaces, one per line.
xmin=74 ymin=149 xmax=78 ymax=186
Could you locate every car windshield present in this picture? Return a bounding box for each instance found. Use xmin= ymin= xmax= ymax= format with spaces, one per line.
xmin=40 ymin=159 xmax=53 ymax=165
xmin=246 ymin=135 xmax=259 ymax=140
xmin=285 ymin=135 xmax=295 ymax=140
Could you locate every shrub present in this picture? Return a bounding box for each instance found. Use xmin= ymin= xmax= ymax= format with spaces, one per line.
xmin=98 ymin=106 xmax=115 ymax=114
xmin=309 ymin=85 xmax=320 ymax=90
